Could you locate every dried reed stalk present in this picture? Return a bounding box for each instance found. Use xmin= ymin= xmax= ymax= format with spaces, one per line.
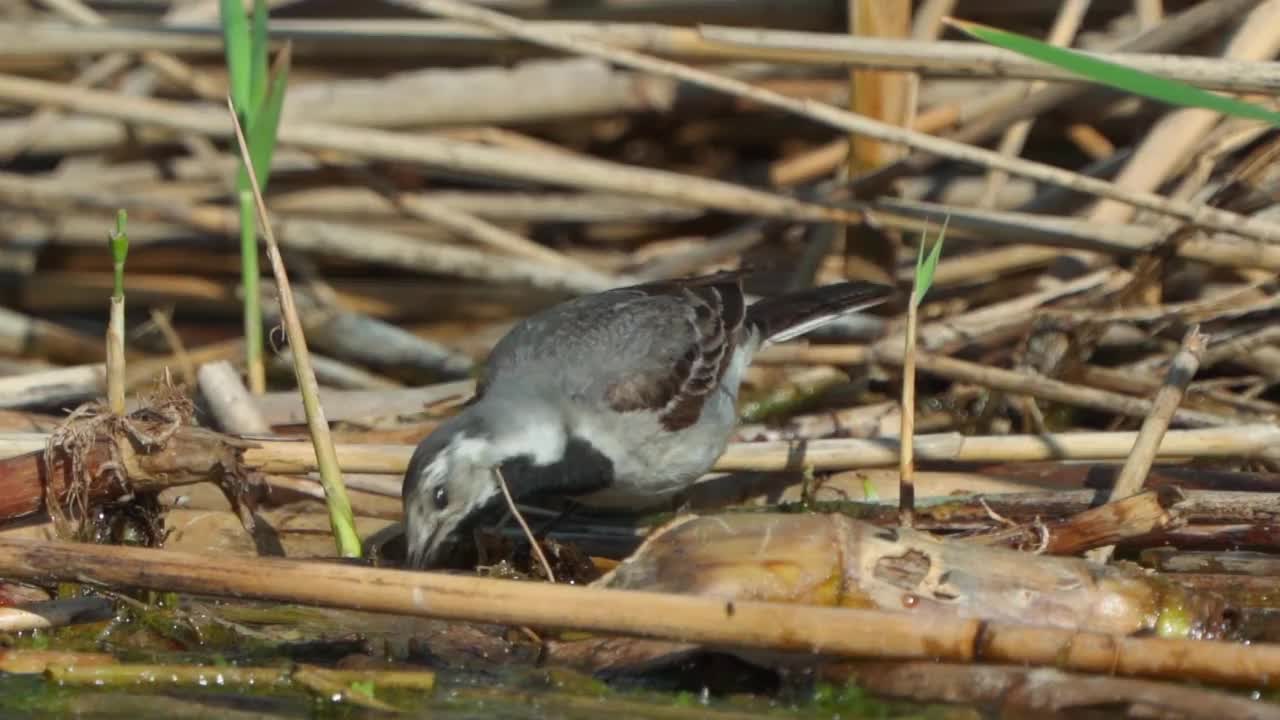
xmin=0 ymin=537 xmax=1279 ymax=688
xmin=389 ymin=0 xmax=1280 ymax=244
xmin=5 ymin=426 xmax=1276 ymax=476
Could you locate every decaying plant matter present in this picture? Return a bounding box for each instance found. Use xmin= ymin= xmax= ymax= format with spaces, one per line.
xmin=28 ymin=377 xmax=262 ymax=538
xmin=596 ymin=512 xmax=1237 ymax=639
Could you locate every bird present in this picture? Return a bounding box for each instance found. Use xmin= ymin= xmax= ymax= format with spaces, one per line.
xmin=401 ymin=270 xmax=895 ymax=569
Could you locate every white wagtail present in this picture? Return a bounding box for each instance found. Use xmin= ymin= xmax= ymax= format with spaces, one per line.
xmin=402 ymin=270 xmax=895 ymax=568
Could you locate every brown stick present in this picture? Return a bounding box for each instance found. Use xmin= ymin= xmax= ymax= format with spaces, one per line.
xmin=2 ymin=537 xmax=1280 ymax=688
xmin=967 ymin=488 xmax=1184 ymax=555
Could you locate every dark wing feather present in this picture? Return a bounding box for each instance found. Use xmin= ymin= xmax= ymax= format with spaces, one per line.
xmin=604 ymin=273 xmax=746 ymax=431
xmin=745 ymin=280 xmax=894 ymax=341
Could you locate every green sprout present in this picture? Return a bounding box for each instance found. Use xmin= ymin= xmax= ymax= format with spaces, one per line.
xmin=912 ymin=216 xmax=947 ymax=307
xmin=948 ymin=18 xmax=1280 ymax=128
xmin=220 ymin=0 xmax=291 ymax=394
xmin=899 ymin=217 xmax=946 ymax=528
xmin=106 ymin=209 xmax=130 ymax=415
xmin=109 ymin=209 xmax=128 ymax=301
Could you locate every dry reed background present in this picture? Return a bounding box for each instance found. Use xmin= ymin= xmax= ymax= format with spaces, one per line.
xmin=2 ymin=0 xmax=1280 ymax=717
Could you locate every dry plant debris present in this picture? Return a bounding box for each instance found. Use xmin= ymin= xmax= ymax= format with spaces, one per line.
xmin=33 ymin=375 xmax=262 ymax=540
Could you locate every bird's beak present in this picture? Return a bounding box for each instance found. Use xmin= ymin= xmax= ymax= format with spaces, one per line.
xmin=405 ymin=515 xmax=449 ymax=569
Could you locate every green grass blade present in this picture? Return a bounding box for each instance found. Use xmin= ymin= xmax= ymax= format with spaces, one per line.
xmin=949 ymin=19 xmax=1280 ymax=127
xmin=249 ymin=0 xmax=270 ymax=119
xmin=248 ymin=43 xmax=291 ymax=192
xmin=218 ymin=0 xmax=251 ymax=117
xmin=912 ymin=218 xmax=947 ymax=307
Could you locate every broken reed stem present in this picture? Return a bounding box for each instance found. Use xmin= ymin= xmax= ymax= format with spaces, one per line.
xmin=1108 ymin=327 xmax=1208 ymax=500
xmin=1087 ymin=326 xmax=1207 ymax=564
xmin=7 ymin=537 xmax=1280 ymax=689
xmin=196 ymin=360 xmax=270 ymax=435
xmin=225 ymin=97 xmax=362 ymax=559
xmin=898 ymin=295 xmax=917 ymax=529
xmin=494 ymin=466 xmax=555 ymax=582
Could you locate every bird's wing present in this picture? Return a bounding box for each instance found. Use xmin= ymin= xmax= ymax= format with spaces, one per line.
xmin=479 ymin=272 xmax=747 ymax=432
xmin=602 ymin=274 xmax=747 ymax=431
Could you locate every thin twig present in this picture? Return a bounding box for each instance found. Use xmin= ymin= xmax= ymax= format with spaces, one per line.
xmin=143 ymin=308 xmax=195 ymax=385
xmin=493 ymin=466 xmax=555 ymax=582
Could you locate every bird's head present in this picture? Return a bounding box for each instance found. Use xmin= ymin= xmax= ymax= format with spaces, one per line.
xmin=401 ymin=411 xmax=506 ymax=569
xmin=401 ymin=399 xmax=567 ymax=569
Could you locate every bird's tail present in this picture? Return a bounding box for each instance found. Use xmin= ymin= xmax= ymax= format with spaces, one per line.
xmin=746 ymin=281 xmax=895 ymax=344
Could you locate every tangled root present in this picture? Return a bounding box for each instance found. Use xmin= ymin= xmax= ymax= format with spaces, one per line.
xmin=42 ymin=373 xmax=197 ymax=541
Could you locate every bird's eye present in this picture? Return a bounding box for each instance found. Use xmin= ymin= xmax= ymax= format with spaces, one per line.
xmin=432 ymin=485 xmax=449 ymax=509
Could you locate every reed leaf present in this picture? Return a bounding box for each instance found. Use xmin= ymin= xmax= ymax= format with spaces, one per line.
xmin=948 ymin=18 xmax=1280 ymax=127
